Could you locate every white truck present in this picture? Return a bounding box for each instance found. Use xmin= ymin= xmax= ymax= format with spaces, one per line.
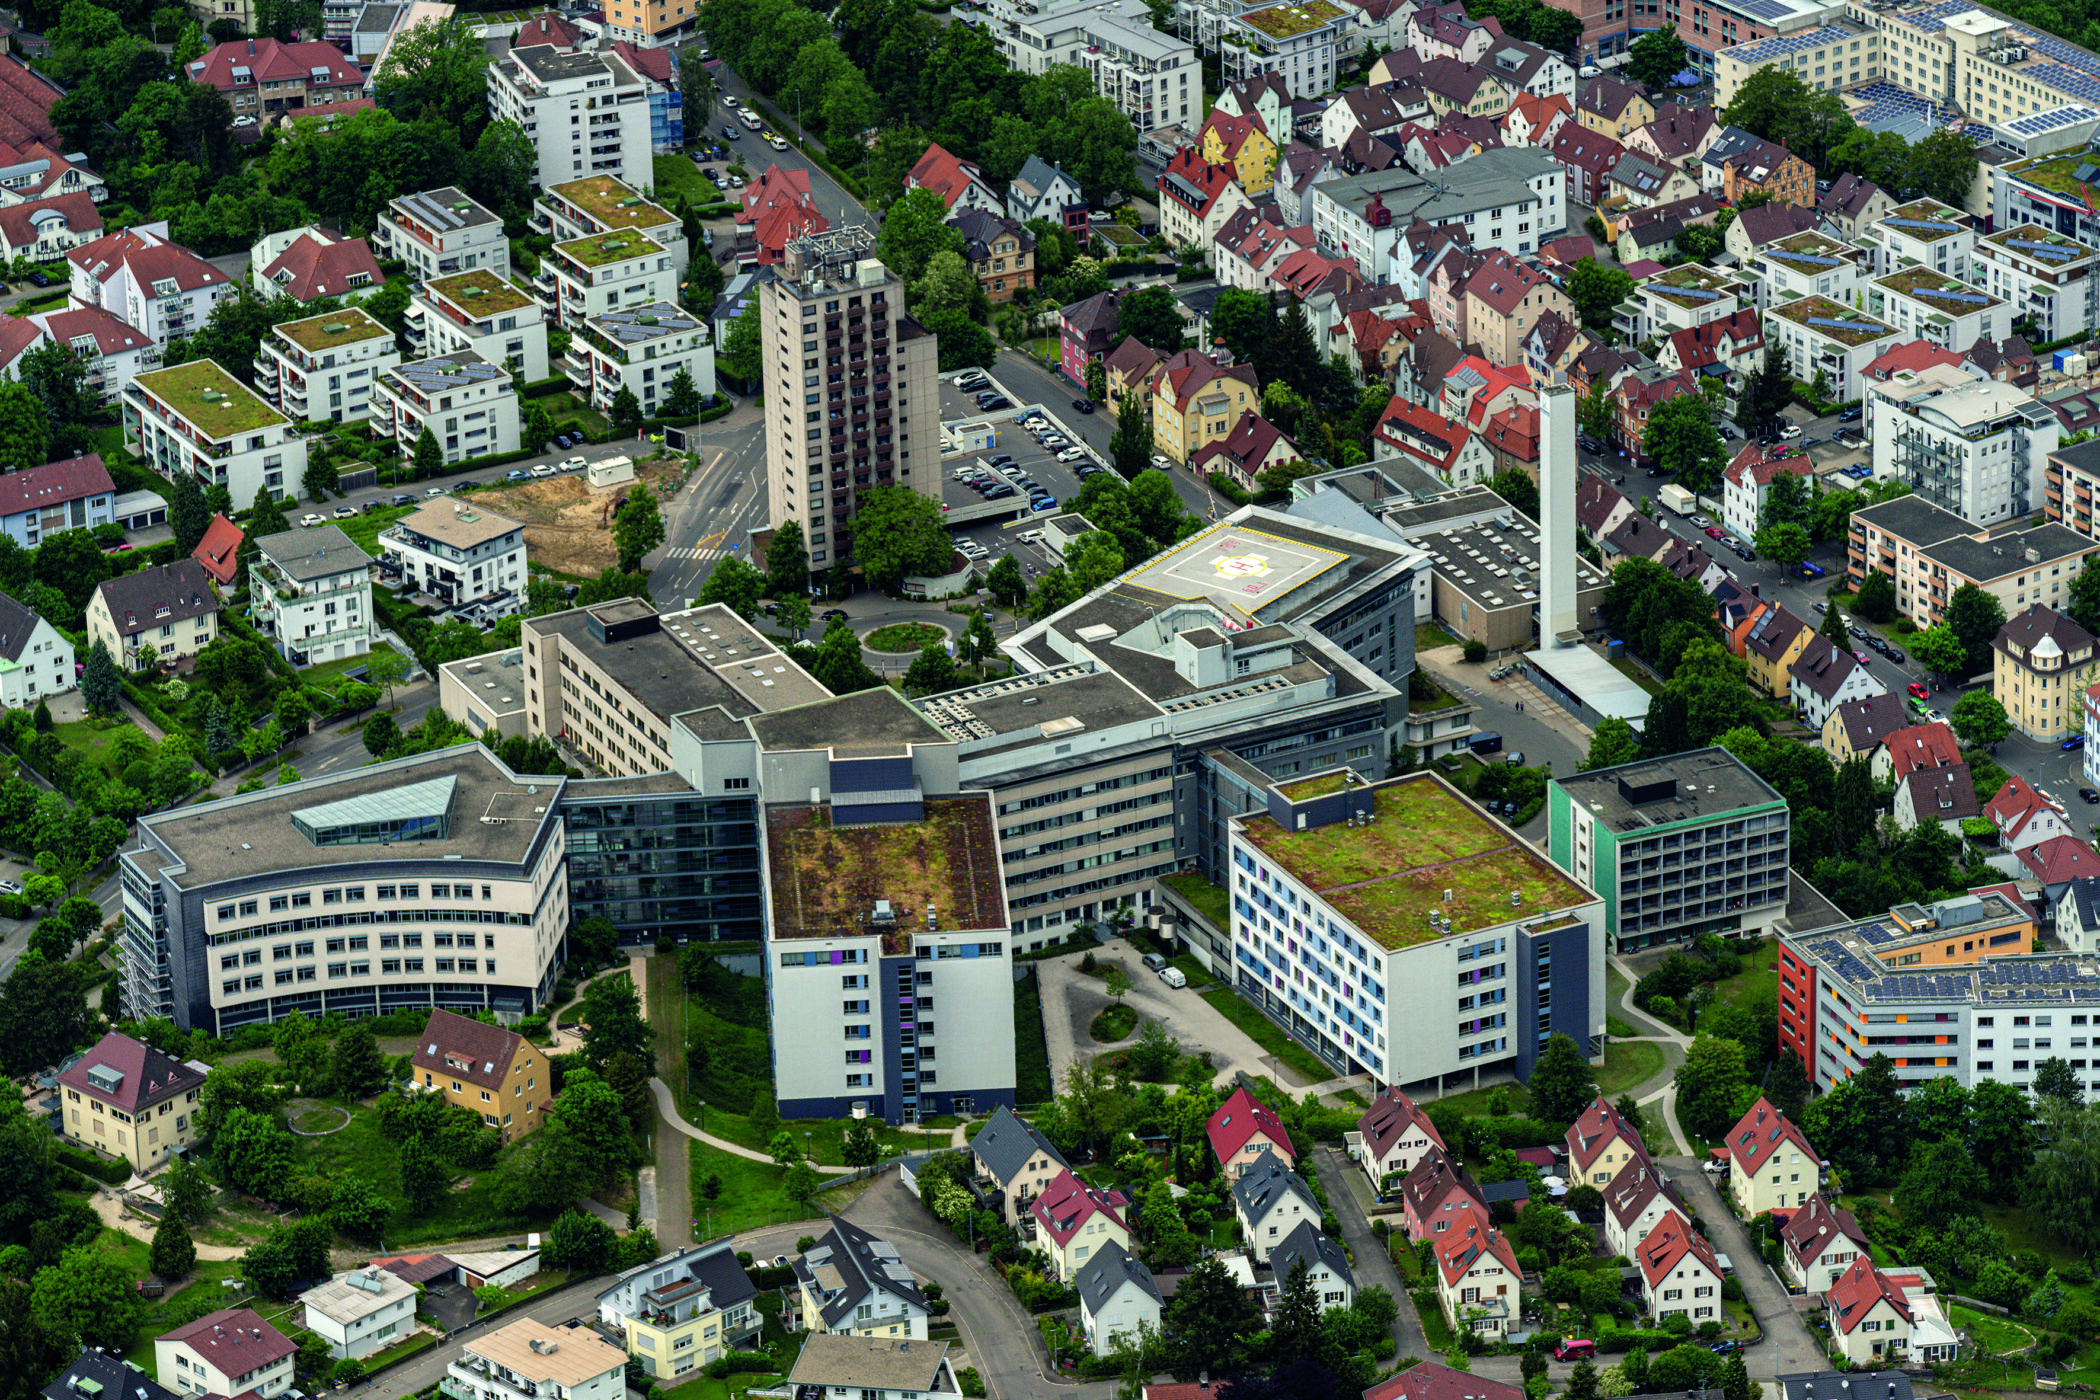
xmin=1659 ymin=484 xmax=1696 ymax=515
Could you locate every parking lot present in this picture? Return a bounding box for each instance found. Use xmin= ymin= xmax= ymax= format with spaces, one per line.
xmin=936 ymin=370 xmax=1116 ymax=579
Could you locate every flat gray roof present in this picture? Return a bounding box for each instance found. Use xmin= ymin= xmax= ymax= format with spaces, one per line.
xmin=1553 ymin=747 xmax=1786 ymax=834
xmin=255 ymin=524 xmax=368 ymax=578
xmin=916 ymin=665 xmax=1161 ymax=754
xmin=527 ymin=603 xmax=828 ymax=736
xmin=1918 ymin=522 xmax=2096 ymax=581
xmin=749 ymin=685 xmax=948 ymax=756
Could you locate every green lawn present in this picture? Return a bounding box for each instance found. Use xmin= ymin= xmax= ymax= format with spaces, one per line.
xmin=51 ymin=716 xmax=137 ymax=772
xmin=653 ymin=153 xmax=724 ymax=206
xmin=689 ymin=1138 xmax=842 ymax=1236
xmin=301 ymin=644 xmax=401 ymax=684
xmin=1594 ymin=1039 xmax=1665 ymax=1097
xmin=1611 ymin=657 xmax=1664 ymax=696
xmin=332 ymin=504 xmax=413 ymax=556
xmin=1428 ymin=1081 xmax=1531 ymax=1116
xmin=1090 ymin=1003 xmax=1138 ymax=1042
xmin=1604 ymin=964 xmax=1638 ymax=1037
xmin=292 ymin=1101 xmax=557 ymax=1245
xmin=1160 ymin=871 xmax=1229 ymax=931
xmin=1952 ymin=1304 xmax=2035 ymax=1355
xmin=1199 ymin=987 xmax=1332 ymax=1082
xmin=1711 ymin=937 xmax=1779 ymax=1011
xmin=1414 ymin=622 xmax=1460 ymax=652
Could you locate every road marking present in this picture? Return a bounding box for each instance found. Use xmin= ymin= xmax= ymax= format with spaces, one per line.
xmin=662 ymin=547 xmax=723 ymax=561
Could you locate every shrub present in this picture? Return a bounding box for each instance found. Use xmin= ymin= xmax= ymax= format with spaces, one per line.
xmin=56 ymin=1144 xmax=132 ymax=1184
xmin=1463 ymin=639 xmax=1488 ymax=663
xmin=704 ymin=1353 xmax=775 ymax=1379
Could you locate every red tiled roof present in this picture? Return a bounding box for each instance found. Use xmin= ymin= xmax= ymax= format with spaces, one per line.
xmin=0 ymin=314 xmax=42 ymax=374
xmin=737 ymin=166 xmax=826 ymax=261
xmin=906 ymin=143 xmax=986 ymax=211
xmin=1723 ymin=439 xmax=1809 ymax=489
xmin=1566 ymin=1095 xmax=1646 ymax=1173
xmin=0 ymin=451 xmax=112 ymax=518
xmin=1200 ymin=109 xmax=1262 ymax=160
xmin=159 ymin=1308 xmax=296 ymax=1376
xmin=1880 ymin=721 xmax=1961 ymax=780
xmin=1604 ymin=1159 xmax=1681 ymax=1232
xmin=1865 ymin=339 xmax=1962 ymax=382
xmin=1403 ymin=1144 xmax=1482 ymax=1220
xmin=192 ymin=513 xmax=244 ymax=586
xmin=1357 ymin=1085 xmax=1446 ymax=1163
xmin=1158 ymin=147 xmax=1239 ymax=217
xmin=1987 ymin=773 xmax=2061 ymax=839
xmin=1433 ymin=1200 xmax=1519 ymax=1286
xmin=1207 ymin=1086 xmax=1291 ymax=1166
xmin=2021 ymin=834 xmax=2100 ymax=884
xmin=411 ymin=1007 xmax=529 ymax=1093
xmin=610 ymin=40 xmax=674 ymax=84
xmin=57 ymin=1030 xmax=202 ymax=1116
xmin=1726 ymin=1097 xmax=1817 ymax=1175
xmin=187 ymin=38 xmax=362 ymax=92
xmin=0 ymin=190 xmax=98 ymax=252
xmin=1156 ymin=349 xmax=1259 ymax=411
xmin=1029 ymin=1168 xmax=1130 ymax=1248
xmin=1827 ymin=1256 xmax=1911 ymax=1334
xmin=31 ymin=304 xmax=148 ymax=359
xmin=1670 ymin=308 xmax=1763 ymax=374
xmin=1780 ymin=1194 xmax=1869 ymax=1269
xmin=1636 ymin=1213 xmax=1720 ymax=1287
xmin=1484 ymin=403 xmax=1538 ymax=461
xmin=1365 ymin=1361 xmax=1525 ymax=1400
xmin=68 ymin=227 xmax=225 ymax=294
xmin=516 ymin=10 xmax=584 ymax=46
xmin=0 ymin=54 xmax=65 ymax=151
xmin=1192 ymin=409 xmax=1299 ymax=477
xmin=1375 ymin=397 xmax=1472 ymax=474
xmin=260 ymin=230 xmax=385 ymax=302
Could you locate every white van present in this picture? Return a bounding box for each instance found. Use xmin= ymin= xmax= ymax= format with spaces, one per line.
xmin=1158 ymin=967 xmax=1188 ymax=988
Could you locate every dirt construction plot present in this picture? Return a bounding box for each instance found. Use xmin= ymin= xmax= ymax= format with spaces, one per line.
xmin=466 ymin=459 xmax=677 ymax=576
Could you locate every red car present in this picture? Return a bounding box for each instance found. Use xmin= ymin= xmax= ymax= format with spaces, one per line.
xmin=1704 ymin=525 xmax=1725 ymax=540
xmin=1909 ymin=682 xmax=1930 ymax=699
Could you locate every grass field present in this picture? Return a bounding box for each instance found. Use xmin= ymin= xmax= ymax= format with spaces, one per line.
xmin=1594 ymin=1039 xmax=1665 ymax=1097
xmin=652 ymin=153 xmax=723 ymax=207
xmin=689 ymin=1138 xmax=839 ymax=1236
xmin=1415 ymin=622 xmax=1460 ymax=652
xmin=1199 ymin=987 xmax=1331 ymax=1083
xmin=333 ymin=503 xmax=413 ymax=555
xmin=1016 ymin=965 xmax=1053 ymax=1105
xmin=51 ymin=716 xmax=134 ymax=772
xmin=1429 ymin=1080 xmax=1531 ymax=1116
xmin=1711 ymin=937 xmax=1779 ymax=1011
xmin=292 ymin=1101 xmax=554 ymax=1245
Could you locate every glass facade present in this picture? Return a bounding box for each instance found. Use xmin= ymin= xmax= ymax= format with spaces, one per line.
xmin=563 ymin=790 xmax=761 ymax=944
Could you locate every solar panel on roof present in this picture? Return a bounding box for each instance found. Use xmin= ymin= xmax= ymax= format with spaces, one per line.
xmin=2009 ymin=238 xmax=2080 ymax=260
xmin=1773 ymin=250 xmax=1844 ymax=267
xmin=1886 ymin=218 xmax=1961 ymax=232
xmin=1809 ymin=317 xmax=1889 ymax=333
xmin=1905 ymin=284 xmax=1992 ymax=304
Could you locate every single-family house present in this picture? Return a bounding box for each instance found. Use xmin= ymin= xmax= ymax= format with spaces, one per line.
xmin=1565 ymin=1095 xmax=1646 ymax=1187
xmin=1357 ymin=1085 xmax=1446 ymax=1194
xmin=1726 ymin=1097 xmax=1822 ymax=1216
xmin=971 ymin=1105 xmax=1070 ymax=1226
xmin=1827 ymin=1257 xmax=1916 ymax=1366
xmin=1781 ymin=1194 xmax=1872 ymax=1295
xmin=1433 ymin=1201 xmax=1521 ymax=1337
xmin=1790 ymin=636 xmax=1884 ymax=731
xmin=1871 ymin=721 xmax=1964 ymax=785
xmin=1076 ymin=1241 xmax=1161 ymax=1357
xmin=1984 ymin=774 xmax=2074 ymax=854
xmin=1636 ymin=1215 xmax=1724 ymax=1324
xmin=1231 ymin=1155 xmax=1322 ymax=1264
xmin=1029 ymin=1170 xmax=1132 ymax=1282
xmin=1401 ymin=1145 xmax=1485 ymax=1241
xmin=1602 ymin=1159 xmax=1688 ymax=1259
xmin=85 ymin=559 xmax=218 ymax=673
xmin=1271 ymin=1219 xmax=1355 ymax=1311
xmin=1821 ymin=691 xmax=1913 ymax=765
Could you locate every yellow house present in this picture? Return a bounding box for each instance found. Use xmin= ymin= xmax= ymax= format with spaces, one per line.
xmin=1151 ymin=349 xmax=1259 ymax=465
xmin=86 ymin=558 xmax=220 ymax=672
xmin=1993 ymin=604 xmax=2098 ymax=742
xmin=58 ymin=1031 xmax=206 ymax=1175
xmin=599 ymin=1238 xmax=761 ymax=1379
xmin=1199 ymin=111 xmax=1278 ymax=195
xmin=1820 ymin=692 xmax=1911 ymax=765
xmin=408 ymin=1007 xmax=546 ymax=1142
xmin=1743 ymin=605 xmax=1812 ymax=698
xmin=1029 ymin=1169 xmax=1134 ymax=1281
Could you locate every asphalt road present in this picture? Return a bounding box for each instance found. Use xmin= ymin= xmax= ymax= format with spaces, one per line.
xmin=697 ymin=62 xmax=876 ymax=236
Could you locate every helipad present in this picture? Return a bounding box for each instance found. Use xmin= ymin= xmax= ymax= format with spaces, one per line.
xmin=1127 ymin=524 xmax=1350 ymax=621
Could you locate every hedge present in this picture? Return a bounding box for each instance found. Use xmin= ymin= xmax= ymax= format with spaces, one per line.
xmin=704 ymin=1354 xmax=776 ymax=1379
xmin=56 ymin=1143 xmax=132 ymax=1184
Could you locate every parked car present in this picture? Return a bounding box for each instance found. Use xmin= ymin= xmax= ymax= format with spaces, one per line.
xmin=390 ymin=493 xmax=415 ymax=506
xmin=300 ymin=512 xmax=326 ymax=526
xmin=333 ymin=504 xmax=358 ymax=518
xmin=1840 ymin=405 xmax=1863 ymax=422
xmin=24 ymin=271 xmax=50 ymax=287
xmin=769 ymin=136 xmax=789 ymax=150
xmin=1158 ymin=967 xmax=1187 ymax=988
xmin=425 ymin=486 xmax=446 ymax=497
xmin=1886 ymin=648 xmax=1905 ymax=664
xmin=821 ymin=609 xmax=849 ymax=622
xmin=559 ymin=456 xmax=588 ymax=472
xmin=1072 ymin=398 xmax=1095 ymax=413
xmin=531 ymin=463 xmax=557 ymax=477
xmin=723 ymin=95 xmax=739 ymax=108
xmin=1778 ymin=422 xmax=1803 ymax=439
xmin=2067 ymin=735 xmax=2087 ymax=752
xmin=722 ymin=125 xmax=740 ymax=139
xmin=2082 ymin=788 xmax=2100 ymax=805
xmin=1704 ymin=525 xmax=1725 ymax=540
xmin=1799 ymin=562 xmax=1826 ymax=579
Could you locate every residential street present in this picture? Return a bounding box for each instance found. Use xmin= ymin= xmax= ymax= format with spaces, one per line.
xmin=1665 ymin=1161 xmax=1827 ymax=1376
xmin=1310 ymin=1146 xmax=1430 ymax=1362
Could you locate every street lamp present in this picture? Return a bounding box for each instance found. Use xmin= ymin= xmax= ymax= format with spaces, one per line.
xmin=697 ymin=1099 xmax=706 ymax=1132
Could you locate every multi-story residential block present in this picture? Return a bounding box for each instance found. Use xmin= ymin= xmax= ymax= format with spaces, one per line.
xmin=1546 ymin=749 xmax=1789 ymax=953
xmin=157 ymin=1310 xmax=295 ymax=1400
xmin=251 ymin=226 xmax=385 ymax=304
xmin=1725 ymin=1096 xmax=1821 ymax=1214
xmin=119 ymin=743 xmax=570 ymax=1030
xmin=1311 ymin=148 xmax=1564 ymax=276
xmin=1873 ymin=372 xmax=2058 ymax=526
xmin=374 ymin=188 xmax=511 ymax=283
xmin=1848 ymin=493 xmax=2099 ymax=629
xmin=759 ymin=229 xmax=939 ymax=572
xmin=1208 ymin=1084 xmax=1295 ymax=1180
xmin=372 ymin=352 xmax=522 ymax=466
xmin=1356 ymin=1085 xmax=1445 ymax=1192
xmin=0 ymin=192 xmax=102 ymax=264
xmin=1869 ymin=267 xmax=2012 ymax=349
xmin=540 ymin=220 xmax=682 ymax=329
xmin=1750 ymin=230 xmax=1869 ymax=312
xmin=185 ymin=38 xmax=363 ymax=118
xmin=0 ymin=452 xmax=113 ymax=547
xmin=568 ymin=302 xmax=715 ymax=415
xmin=982 ymin=0 xmax=1202 ymax=130
xmin=489 ymin=45 xmax=654 ymax=190
xmin=1076 ymin=1242 xmax=1162 ymax=1356
xmin=1765 ymin=296 xmax=1899 ymax=403
xmin=971 ymin=1104 xmax=1070 ymax=1224
xmin=70 ymin=228 xmax=234 ymax=344
xmin=1995 ymin=604 xmax=2097 ymax=741
xmin=1231 ymin=770 xmax=1603 ymax=1089
xmin=1149 ymin=347 xmax=1259 ymax=464
xmin=1783 ymin=1195 xmax=1873 ymax=1295
xmin=255 ymin=307 xmax=402 ymax=426
xmin=409 ymin=270 xmax=548 ymax=382
xmin=1626 ymin=265 xmax=1747 ymax=344
xmin=380 ymin=498 xmax=527 ymax=609
xmin=0 ymin=589 xmax=71 ymax=704
xmin=1864 ymin=199 xmax=1975 ymax=279
xmin=300 ymin=1268 xmax=418 ymax=1360
xmin=795 ymin=1218 xmax=930 ymax=1338
xmin=86 ymin=559 xmax=217 ymax=673
xmin=444 ymin=1320 xmax=625 ymax=1400
xmin=57 ymin=1030 xmax=204 ymax=1173
xmin=1178 ymin=0 xmax=1351 ymax=99
xmin=785 ymin=1336 xmax=960 ymax=1400
xmin=248 ymin=525 xmax=372 ymax=666
xmin=28 ymin=305 xmax=159 ymax=405
xmin=594 ymin=1238 xmax=760 ymax=1378
xmin=409 ymin=1006 xmax=547 ymax=1140
xmin=1972 ymin=223 xmax=2097 ymax=342
xmin=1722 ymin=449 xmax=1812 ymax=546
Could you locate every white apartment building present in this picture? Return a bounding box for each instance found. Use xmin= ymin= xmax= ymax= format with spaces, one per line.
xmin=124 ymin=360 xmax=307 ymax=508
xmin=156 ymin=1310 xmax=296 ymax=1400
xmin=541 ymin=232 xmax=681 ymax=328
xmin=1868 ymin=268 xmax=2012 ymax=349
xmin=1972 ymin=223 xmax=2098 ymax=341
xmin=249 ymin=524 xmax=374 ymax=666
xmin=23 ymin=304 xmax=159 ymax=406
xmin=300 ymin=1268 xmax=418 ymax=1360
xmin=1178 ymin=0 xmax=1354 ymax=99
xmin=1765 ymin=296 xmax=1900 ymax=402
xmin=1863 ymin=198 xmax=1975 ymax=278
xmin=536 ymin=176 xmax=683 ymax=252
xmin=379 ymin=498 xmax=528 ymax=608
xmin=408 ymin=269 xmax=550 ymax=382
xmin=1631 ymin=266 xmax=1748 ymax=342
xmin=255 ymin=306 xmax=402 ymax=426
xmin=119 ymin=742 xmax=570 ymax=1030
xmin=980 ymin=0 xmax=1202 ymax=129
xmin=1751 ymin=230 xmax=1867 ymax=312
xmin=1226 ymin=770 xmax=1604 ymax=1092
xmin=1311 ymin=150 xmax=1563 ymax=279
xmin=372 ymin=352 xmax=523 ymax=466
xmin=489 ymin=45 xmax=654 ymax=191
xmin=759 ymin=229 xmax=940 ymax=572
xmin=0 ymin=590 xmax=72 ymax=704
xmin=1873 ymin=370 xmax=2060 ymax=525
xmin=446 ymin=1320 xmax=626 ymax=1400
xmin=570 ymin=302 xmax=715 ymax=416
xmin=69 ymin=226 xmax=233 ymax=344
xmin=374 ymin=188 xmax=511 ymax=283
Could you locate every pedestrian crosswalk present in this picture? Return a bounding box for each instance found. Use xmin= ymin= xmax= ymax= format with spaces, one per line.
xmin=662 ymin=546 xmax=724 ymax=561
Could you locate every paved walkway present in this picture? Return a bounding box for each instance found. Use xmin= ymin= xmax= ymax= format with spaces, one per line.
xmin=1609 ymin=953 xmax=1695 ymax=1156
xmin=646 ymin=1078 xmax=857 ymax=1174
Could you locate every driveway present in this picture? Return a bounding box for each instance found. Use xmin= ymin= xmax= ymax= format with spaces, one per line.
xmin=1664 ymin=1161 xmax=1827 ymax=1377
xmin=1311 ymin=1146 xmax=1428 ymax=1361
xmin=1035 ymin=943 xmax=1324 ymax=1092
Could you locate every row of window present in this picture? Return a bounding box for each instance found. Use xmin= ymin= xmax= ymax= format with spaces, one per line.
xmin=223 ymin=956 xmax=496 ymax=993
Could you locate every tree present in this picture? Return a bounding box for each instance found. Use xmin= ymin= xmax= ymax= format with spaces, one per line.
xmin=1820 ymin=599 xmax=1852 ymax=652
xmin=878 ymin=188 xmax=964 ymax=285
xmin=332 ymin=1022 xmax=387 ymax=1099
xmin=719 ymin=299 xmax=761 ymax=384
xmin=842 ymin=1124 xmax=879 ymax=1170
xmin=692 ymin=557 xmax=763 ymax=619
xmin=170 ymin=472 xmax=210 ymax=556
xmin=1642 ymin=395 xmax=1726 ymax=494
xmin=1950 ymin=690 xmax=2012 ymax=749
xmin=1911 ymin=624 xmax=1967 ymax=682
xmin=985 ymin=554 xmax=1027 ymax=609
xmin=80 ymin=642 xmax=120 ymax=717
xmin=2037 ymin=1056 xmax=2084 ymax=1108
xmin=850 ymin=485 xmax=950 ymax=591
xmin=1163 ymin=1253 xmax=1261 ymax=1379
xmin=809 ymin=616 xmax=881 ymax=693
xmin=1117 ymin=285 xmax=1186 ymax=353
xmin=904 ymin=641 xmax=958 ymax=695
xmin=162 ymin=1154 xmax=213 ymax=1224
xmin=413 ymin=425 xmax=443 ymax=477
xmin=1564 ymin=259 xmax=1635 ymax=333
xmin=0 ymin=961 xmax=89 ymax=1076
xmin=663 ymin=367 xmax=701 ymax=418
xmin=0 ymin=382 xmax=50 ymax=473
xmin=1111 ymin=393 xmax=1150 ymax=479
xmin=398 ymin=1131 xmax=449 ymax=1216
xmin=29 ymin=1245 xmax=139 ymax=1352
xmin=373 ymin=15 xmax=490 ymax=134
xmin=1855 ymin=569 xmax=1898 ymax=623
xmin=1752 ymin=522 xmax=1812 ymax=574
xmin=609 ymin=385 xmax=644 ymax=438
xmin=464 ymin=118 xmax=535 ymax=220
xmin=775 ymin=594 xmax=812 ymax=642
xmin=149 ymin=1213 xmax=196 ymax=1281
xmin=1527 ymin=1034 xmax=1597 ymax=1124
xmin=1944 ymin=582 xmax=2006 ymax=677
xmin=1625 ymin=28 xmax=1690 ymax=89
xmin=1065 ymin=530 xmax=1125 ymax=592
xmin=522 ymin=399 xmax=556 ymax=454
xmin=547 ymin=1209 xmax=616 ymax=1272
xmin=214 ymin=1106 xmax=296 ymax=1198
xmin=1583 ymin=716 xmax=1642 ymax=771
xmin=765 ymin=520 xmax=810 ymax=599
xmin=361 ymin=713 xmax=399 ymax=758
xmin=2030 ymin=1098 xmax=2100 ymax=1257
xmin=1673 ymin=1035 xmax=1751 ymax=1139
xmin=1895 ymin=1134 xmax=1988 ymax=1229
xmin=680 ymin=43 xmax=714 ymax=135
xmin=1086 ymin=359 xmax=1108 ymax=405
xmin=613 ymin=489 xmax=666 ymax=572
xmin=1488 ymin=468 xmax=1540 ymax=521
xmin=1579 ymin=375 xmax=1614 ymax=442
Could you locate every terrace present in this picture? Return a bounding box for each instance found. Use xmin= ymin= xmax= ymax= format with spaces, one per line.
xmin=557 ymin=233 xmax=654 ymax=270
xmin=1764 ymin=231 xmax=1856 ymax=273
xmin=2005 ymin=152 xmax=2096 ymax=200
xmin=764 ymin=796 xmax=1007 ymax=941
xmin=1237 ymin=775 xmax=1592 ymax=947
xmin=1770 ymin=294 xmax=1895 ymax=347
xmin=427 ymin=269 xmax=535 ymax=317
xmin=1879 ymin=267 xmax=2001 ymax=307
xmin=547 ymin=176 xmax=674 ymax=230
xmin=1880 ymin=199 xmax=1967 ymax=241
xmin=1644 ymin=264 xmax=1738 ymax=309
xmin=1982 ymin=222 xmax=2095 ymax=263
xmin=276 ymin=308 xmax=392 ymax=354
xmin=1240 ymin=0 xmax=1345 ymax=38
xmin=136 ymin=361 xmax=287 ymax=437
